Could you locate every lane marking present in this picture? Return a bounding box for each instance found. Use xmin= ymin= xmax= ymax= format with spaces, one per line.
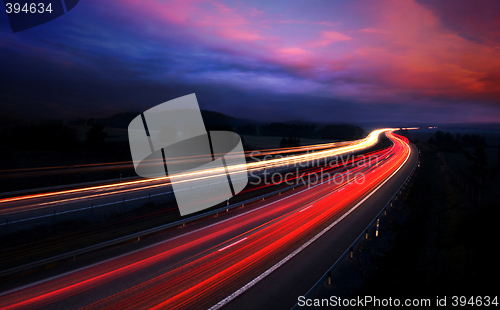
xmin=0 ymin=167 xmax=345 ymax=296
xmin=0 ymin=139 xmax=397 ymax=297
xmin=218 ymin=238 xmax=248 ymax=252
xmin=0 ymin=165 xmax=295 ymax=221
xmin=0 ymin=191 xmax=174 ymax=225
xmin=0 ymin=157 xmax=365 ymax=224
xmin=209 ymin=134 xmax=412 ymax=310
xmin=299 ymin=205 xmax=313 ymax=212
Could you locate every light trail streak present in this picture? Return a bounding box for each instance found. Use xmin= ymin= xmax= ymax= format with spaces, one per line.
xmin=0 ymin=129 xmax=413 ymax=310
xmin=299 ymin=205 xmax=313 ymax=212
xmin=0 ymin=146 xmax=393 ymax=229
xmin=218 ymin=238 xmax=248 ymax=252
xmin=0 ymin=129 xmax=389 ymax=214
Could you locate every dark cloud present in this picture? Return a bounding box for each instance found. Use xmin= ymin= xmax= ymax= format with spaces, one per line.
xmin=418 ymin=0 xmax=500 ymax=46
xmin=1 ymin=0 xmax=499 ymax=126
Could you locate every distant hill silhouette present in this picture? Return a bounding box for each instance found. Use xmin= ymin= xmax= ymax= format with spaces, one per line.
xmin=96 ymin=112 xmax=139 ymax=129
xmin=82 ymin=110 xmax=250 ymax=131
xmin=68 ymin=110 xmax=366 ymax=141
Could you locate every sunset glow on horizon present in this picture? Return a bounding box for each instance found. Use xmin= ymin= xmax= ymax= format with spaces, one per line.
xmin=1 ymin=0 xmax=499 ymax=124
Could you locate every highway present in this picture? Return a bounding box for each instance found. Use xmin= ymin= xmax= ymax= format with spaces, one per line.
xmin=0 ymin=129 xmax=387 ymax=230
xmin=0 ymin=130 xmax=416 ymax=309
xmin=225 ymin=134 xmax=417 ymax=310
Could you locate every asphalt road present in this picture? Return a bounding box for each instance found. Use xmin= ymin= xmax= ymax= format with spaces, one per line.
xmin=223 ymin=142 xmax=418 ymax=310
xmin=0 ymin=131 xmax=415 ymax=309
xmin=0 ymin=132 xmax=382 ymax=232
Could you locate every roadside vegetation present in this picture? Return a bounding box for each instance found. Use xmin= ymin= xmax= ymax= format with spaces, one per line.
xmin=322 ymin=135 xmax=499 ymax=303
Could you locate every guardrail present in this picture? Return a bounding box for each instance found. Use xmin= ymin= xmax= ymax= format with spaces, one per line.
xmin=0 ymin=175 xmax=140 ymax=199
xmin=0 ymin=144 xmax=342 ymax=200
xmin=0 ymin=142 xmax=379 ymax=229
xmin=0 ymin=163 xmax=323 ymax=278
xmin=0 ymin=161 xmax=316 ymax=228
xmin=290 ymin=145 xmax=419 ymax=310
xmin=0 ymin=139 xmax=388 ymax=278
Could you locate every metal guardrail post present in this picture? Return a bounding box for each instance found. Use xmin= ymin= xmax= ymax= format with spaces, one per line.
xmin=0 ymin=165 xmax=310 ymax=278
xmin=0 ymin=144 xmax=409 ymax=279
xmin=290 ymin=145 xmax=419 ymax=310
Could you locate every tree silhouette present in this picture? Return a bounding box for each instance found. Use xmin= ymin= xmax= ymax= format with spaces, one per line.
xmin=279 ymin=137 xmax=300 ymax=148
xmin=86 ymin=125 xmax=107 ymax=144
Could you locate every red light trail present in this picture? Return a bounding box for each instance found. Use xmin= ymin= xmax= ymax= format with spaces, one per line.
xmin=0 ymin=130 xmax=411 ymax=309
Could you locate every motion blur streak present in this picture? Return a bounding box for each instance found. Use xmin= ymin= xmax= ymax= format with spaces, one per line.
xmin=0 ymin=129 xmax=388 ymax=208
xmin=0 ymin=130 xmax=411 ymax=309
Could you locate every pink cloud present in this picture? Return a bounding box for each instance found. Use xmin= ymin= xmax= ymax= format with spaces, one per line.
xmin=118 ymin=0 xmax=264 ymax=43
xmin=109 ymin=0 xmax=500 ymax=104
xmin=309 ymin=31 xmax=352 ymax=47
xmin=280 ymin=47 xmax=309 ymax=56
xmin=323 ymin=31 xmax=352 ymax=42
xmin=359 ymin=28 xmax=387 ymax=34
xmin=358 ymin=0 xmax=500 ymax=102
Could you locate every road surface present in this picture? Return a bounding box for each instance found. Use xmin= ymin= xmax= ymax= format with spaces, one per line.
xmin=0 ymin=130 xmax=416 ymax=309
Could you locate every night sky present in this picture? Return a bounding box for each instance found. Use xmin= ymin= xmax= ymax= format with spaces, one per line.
xmin=1 ymin=0 xmax=500 ymax=124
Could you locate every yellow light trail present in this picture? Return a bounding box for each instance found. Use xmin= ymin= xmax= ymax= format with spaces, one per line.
xmin=0 ymin=129 xmax=395 ymax=205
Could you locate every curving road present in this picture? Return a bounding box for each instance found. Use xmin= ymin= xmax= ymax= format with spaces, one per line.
xmin=0 ymin=130 xmax=416 ymax=309
xmin=0 ymin=129 xmax=388 ymax=230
